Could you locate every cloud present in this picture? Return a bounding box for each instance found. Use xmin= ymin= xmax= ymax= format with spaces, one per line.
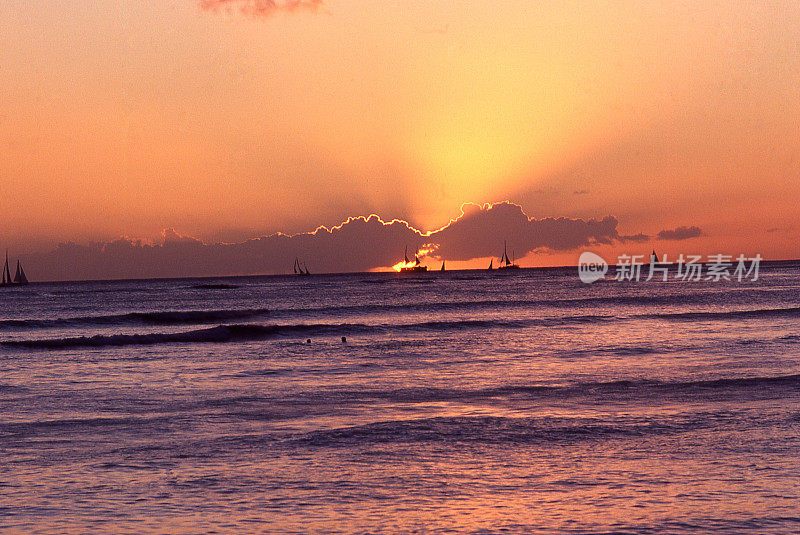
xmin=22 ymin=202 xmax=634 ymax=280
xmin=427 ymin=202 xmax=621 ymax=261
xmin=656 ymin=226 xmax=703 ymax=241
xmin=200 ymin=0 xmax=323 ymax=17
xmin=620 ymin=233 xmax=650 ymax=243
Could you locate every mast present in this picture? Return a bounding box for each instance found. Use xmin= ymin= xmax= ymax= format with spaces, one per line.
xmin=293 ymin=258 xmax=299 ymax=274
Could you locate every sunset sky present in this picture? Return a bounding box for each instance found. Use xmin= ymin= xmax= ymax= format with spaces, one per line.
xmin=2 ymin=1 xmax=799 ymax=276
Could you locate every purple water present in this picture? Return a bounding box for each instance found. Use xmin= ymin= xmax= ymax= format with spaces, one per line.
xmin=1 ymin=264 xmax=799 ymax=533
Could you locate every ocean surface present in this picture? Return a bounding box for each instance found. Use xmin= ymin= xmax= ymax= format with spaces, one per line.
xmin=1 ymin=263 xmax=799 ymax=534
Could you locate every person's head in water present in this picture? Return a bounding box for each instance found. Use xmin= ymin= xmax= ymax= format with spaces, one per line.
xmin=341 ymin=336 xmax=347 ymax=343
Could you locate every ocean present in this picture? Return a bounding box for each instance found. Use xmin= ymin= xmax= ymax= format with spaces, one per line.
xmin=1 ymin=263 xmax=799 ymax=534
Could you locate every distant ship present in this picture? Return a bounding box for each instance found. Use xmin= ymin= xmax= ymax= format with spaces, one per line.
xmin=293 ymin=257 xmax=310 ymax=276
xmin=440 ymin=260 xmax=446 ymax=272
xmin=497 ymin=241 xmax=520 ymax=270
xmin=1 ymin=251 xmax=29 ymax=287
xmin=650 ymin=250 xmax=659 ymax=264
xmin=400 ymin=246 xmax=427 ymax=273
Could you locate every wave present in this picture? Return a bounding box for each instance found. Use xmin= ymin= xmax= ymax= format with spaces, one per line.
xmin=6 ymin=307 xmax=798 ymax=349
xmin=1 ymin=315 xmax=620 ymax=350
xmin=639 ymin=306 xmax=800 ymax=321
xmin=305 ymin=374 xmax=800 ymax=405
xmin=3 ymin=295 xmax=797 ymax=333
xmin=292 ymin=410 xmax=765 ymax=448
xmin=0 ymin=308 xmax=270 ymax=330
xmin=261 ymin=294 xmax=800 ymax=320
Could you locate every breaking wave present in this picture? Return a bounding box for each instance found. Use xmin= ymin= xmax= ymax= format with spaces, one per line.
xmin=2 ymin=316 xmax=613 ymax=349
xmin=0 ymin=308 xmax=270 ymax=330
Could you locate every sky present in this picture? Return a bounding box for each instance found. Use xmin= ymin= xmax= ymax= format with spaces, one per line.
xmin=2 ymin=1 xmax=799 ymax=279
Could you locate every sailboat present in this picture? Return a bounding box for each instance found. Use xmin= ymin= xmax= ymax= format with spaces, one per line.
xmin=650 ymin=250 xmax=659 ymax=264
xmin=440 ymin=260 xmax=446 ymax=272
xmin=399 ymin=246 xmax=427 ymax=272
xmin=487 ymin=259 xmax=493 ymax=270
xmin=496 ymin=241 xmax=520 ymax=270
xmin=293 ymin=257 xmax=310 ymax=276
xmin=1 ymin=250 xmax=29 ymax=287
xmin=14 ymin=260 xmax=29 ymax=284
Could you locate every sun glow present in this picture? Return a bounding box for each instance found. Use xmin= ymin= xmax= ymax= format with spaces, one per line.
xmin=391 ymin=246 xmax=435 ymax=272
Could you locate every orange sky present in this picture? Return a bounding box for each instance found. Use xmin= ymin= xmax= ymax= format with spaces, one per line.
xmin=2 ymin=1 xmax=799 ymax=263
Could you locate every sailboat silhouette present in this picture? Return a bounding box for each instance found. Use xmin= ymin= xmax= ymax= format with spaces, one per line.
xmin=1 ymin=250 xmax=29 ymax=286
xmin=400 ymin=246 xmax=427 ymax=272
xmin=496 ymin=241 xmax=520 ymax=270
xmin=293 ymin=257 xmax=310 ymax=276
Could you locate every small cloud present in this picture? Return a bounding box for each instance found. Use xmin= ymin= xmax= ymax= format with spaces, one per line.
xmin=620 ymin=233 xmax=650 ymax=243
xmin=200 ymin=0 xmax=323 ymax=18
xmin=656 ymin=226 xmax=703 ymax=241
xmin=573 ymin=189 xmax=590 ymax=195
xmin=766 ymin=227 xmax=782 ymax=233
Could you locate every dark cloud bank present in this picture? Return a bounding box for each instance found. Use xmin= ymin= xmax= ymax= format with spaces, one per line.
xmin=23 ymin=202 xmax=699 ymax=281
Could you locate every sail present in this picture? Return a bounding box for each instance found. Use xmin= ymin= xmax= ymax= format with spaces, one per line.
xmin=488 ymin=259 xmax=493 ymax=270
xmin=17 ymin=263 xmax=28 ymax=284
xmin=414 ymin=254 xmax=420 ymax=266
xmin=404 ymin=246 xmax=409 ymax=264
xmin=2 ymin=251 xmax=9 ymax=285
xmin=293 ymin=258 xmax=299 ymax=274
xmin=502 ymin=240 xmax=511 ymax=265
xmin=302 ymin=262 xmax=310 ymax=275
xmin=441 ymin=261 xmax=445 ymax=271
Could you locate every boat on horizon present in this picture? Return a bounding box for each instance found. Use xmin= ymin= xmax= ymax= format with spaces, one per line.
xmin=293 ymin=257 xmax=310 ymax=276
xmin=440 ymin=260 xmax=446 ymax=271
xmin=400 ymin=246 xmax=428 ymax=273
xmin=497 ymin=241 xmax=520 ymax=270
xmin=1 ymin=250 xmax=29 ymax=287
xmin=650 ymin=250 xmax=659 ymax=264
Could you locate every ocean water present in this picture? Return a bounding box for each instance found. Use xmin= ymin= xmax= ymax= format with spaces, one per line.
xmin=1 ymin=264 xmax=799 ymax=534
